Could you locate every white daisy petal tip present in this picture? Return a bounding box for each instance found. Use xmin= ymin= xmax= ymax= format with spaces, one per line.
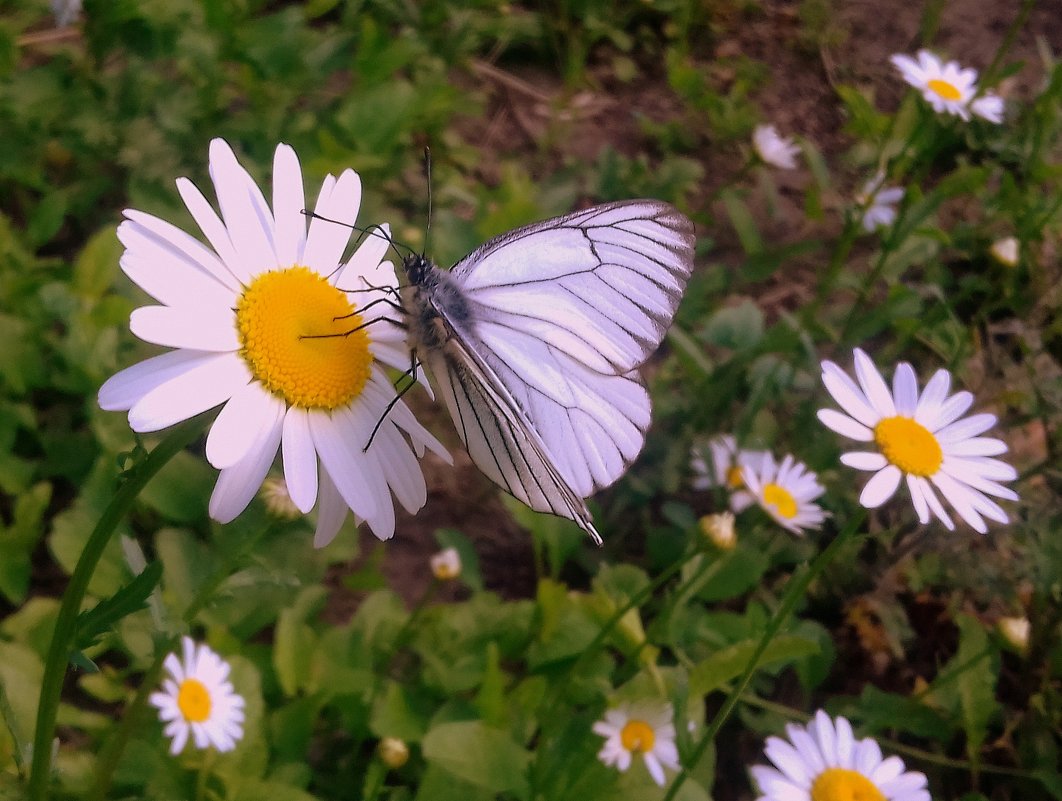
xmin=752 ymin=710 xmax=930 ymax=801
xmin=100 ymin=140 xmax=438 ymax=540
xmin=592 ymin=701 xmax=681 ymax=788
xmin=149 ymin=637 xmax=245 ymax=754
xmin=820 ymin=349 xmax=1018 ymax=532
xmin=752 ymin=124 xmax=801 ymax=170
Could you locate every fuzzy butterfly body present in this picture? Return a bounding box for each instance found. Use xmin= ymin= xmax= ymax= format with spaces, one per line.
xmin=400 ymin=199 xmax=695 ymax=543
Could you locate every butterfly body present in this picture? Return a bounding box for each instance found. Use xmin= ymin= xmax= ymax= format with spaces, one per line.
xmin=399 ymin=200 xmax=695 ymax=543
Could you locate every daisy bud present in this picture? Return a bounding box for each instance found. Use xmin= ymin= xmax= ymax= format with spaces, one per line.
xmin=989 ymin=237 xmax=1019 ymax=268
xmin=998 ymin=616 xmax=1030 ymax=653
xmin=378 ymin=737 xmax=410 ymax=769
xmin=430 ymin=547 xmax=462 ymax=581
xmin=699 ymin=512 xmax=737 ymax=550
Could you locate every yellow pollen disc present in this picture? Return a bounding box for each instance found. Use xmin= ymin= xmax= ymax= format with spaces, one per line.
xmin=811 ymin=768 xmax=886 ymax=801
xmin=176 ymin=678 xmax=212 ymax=723
xmin=762 ymin=483 xmax=798 ymax=519
xmin=927 ymin=78 xmax=962 ymax=101
xmin=236 ymin=267 xmax=373 ymax=410
xmin=726 ymin=465 xmax=745 ymax=489
xmin=874 ymin=416 xmax=942 ymax=477
xmin=619 ymin=720 xmax=656 ymax=753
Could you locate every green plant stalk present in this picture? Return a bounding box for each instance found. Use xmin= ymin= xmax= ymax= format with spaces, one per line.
xmin=662 ymin=511 xmax=866 ymax=801
xmin=27 ymin=413 xmax=211 ymax=801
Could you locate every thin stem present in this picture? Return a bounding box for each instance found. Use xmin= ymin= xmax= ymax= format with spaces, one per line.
xmin=28 ymin=413 xmax=211 ymax=801
xmin=981 ymin=0 xmax=1037 ymax=87
xmin=662 ymin=511 xmax=866 ymax=801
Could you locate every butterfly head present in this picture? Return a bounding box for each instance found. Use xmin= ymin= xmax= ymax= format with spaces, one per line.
xmin=402 ymin=253 xmax=438 ymax=288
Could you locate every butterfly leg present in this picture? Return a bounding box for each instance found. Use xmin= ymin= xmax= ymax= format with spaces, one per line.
xmin=363 ymin=350 xmax=421 ymax=452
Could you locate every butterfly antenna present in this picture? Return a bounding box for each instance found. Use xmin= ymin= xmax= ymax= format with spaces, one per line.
xmin=300 ymin=210 xmax=414 ymax=261
xmin=422 ymin=146 xmax=433 ymax=256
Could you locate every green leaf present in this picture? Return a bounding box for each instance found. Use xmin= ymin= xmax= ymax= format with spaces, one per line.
xmin=720 ymin=190 xmax=763 ymax=255
xmin=421 ymin=720 xmax=532 ymax=796
xmin=950 ymin=614 xmax=999 ymax=761
xmin=371 ymin=681 xmax=433 ymax=742
xmin=435 ymin=528 xmax=484 ymax=592
xmin=273 ymin=586 xmax=328 ymax=696
xmin=72 ymin=561 xmax=163 ymax=655
xmin=855 ymin=686 xmax=951 ymax=741
xmin=689 ymin=634 xmax=820 ymax=695
xmin=700 ymin=301 xmax=764 ymax=350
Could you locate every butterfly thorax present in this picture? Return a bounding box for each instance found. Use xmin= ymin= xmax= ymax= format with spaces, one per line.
xmin=401 ymin=253 xmax=474 ymax=352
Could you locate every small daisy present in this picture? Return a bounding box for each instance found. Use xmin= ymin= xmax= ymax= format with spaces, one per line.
xmin=989 ymin=237 xmax=1019 ymax=267
xmin=150 ymin=637 xmax=245 ymax=754
xmin=99 ymin=139 xmax=449 ymax=545
xmin=753 ymin=124 xmax=800 ymax=170
xmin=593 ymin=702 xmax=680 ymax=787
xmin=752 ymin=710 xmax=930 ymax=801
xmin=856 ymin=174 xmax=904 ymax=232
xmin=817 ymin=348 xmax=1018 ymax=533
xmin=430 ymin=547 xmax=462 ymax=580
xmin=891 ymin=50 xmax=1003 ymax=123
xmin=742 ymin=454 xmax=828 ymax=535
xmin=690 ymin=435 xmax=769 ymax=513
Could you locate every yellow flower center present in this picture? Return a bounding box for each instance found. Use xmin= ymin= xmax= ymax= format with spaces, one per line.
xmin=811 ymin=768 xmax=886 ymax=801
xmin=873 ymin=416 xmax=942 ymax=477
xmin=236 ymin=267 xmax=373 ymax=410
xmin=927 ymin=78 xmax=962 ymax=101
xmin=619 ymin=720 xmax=656 ymax=753
xmin=725 ymin=465 xmax=745 ymax=489
xmin=176 ymin=678 xmax=212 ymax=723
xmin=762 ymin=483 xmax=798 ymax=519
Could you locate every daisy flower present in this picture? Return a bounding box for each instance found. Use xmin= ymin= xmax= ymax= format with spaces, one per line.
xmin=741 ymin=454 xmax=828 ymax=535
xmin=891 ymin=50 xmax=1003 ymax=123
xmin=753 ymin=124 xmax=800 ymax=170
xmin=817 ymin=348 xmax=1018 ymax=533
xmin=699 ymin=511 xmax=737 ymax=550
xmin=593 ymin=702 xmax=680 ymax=788
xmin=99 ymin=139 xmax=449 ymax=545
xmin=150 ymin=637 xmax=245 ymax=754
xmin=997 ymin=616 xmax=1030 ymax=653
xmin=856 ymin=174 xmax=904 ymax=232
xmin=430 ymin=547 xmax=462 ymax=580
xmin=751 ymin=710 xmax=930 ymax=801
xmin=690 ymin=435 xmax=769 ymax=512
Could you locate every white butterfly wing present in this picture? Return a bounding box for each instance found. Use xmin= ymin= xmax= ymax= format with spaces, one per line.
xmin=448 ymin=200 xmax=694 ymax=495
xmin=420 ymin=336 xmax=603 ymax=543
xmin=451 ymin=200 xmax=695 ymax=375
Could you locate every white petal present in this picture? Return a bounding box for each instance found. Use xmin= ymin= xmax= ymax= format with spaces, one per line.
xmin=206 ymin=383 xmax=287 ymax=469
xmin=643 ymin=754 xmax=666 ymax=787
xmin=915 ymin=477 xmax=954 ymax=530
xmin=99 ymin=350 xmax=217 ymax=411
xmin=119 ymin=213 xmax=240 ymax=295
xmin=914 ymin=369 xmax=950 ymax=424
xmin=930 ymin=473 xmax=986 ymax=533
xmin=335 ymin=223 xmax=393 ymax=288
xmin=765 ymin=738 xmax=811 ymax=784
xmin=931 ymin=390 xmax=973 ymax=430
xmin=841 ymin=451 xmax=888 ymax=471
xmin=940 ymin=459 xmax=1018 ymax=501
xmin=119 ymin=252 xmax=234 ymax=312
xmin=176 ymin=176 xmax=244 ymax=285
xmin=208 ymin=406 xmax=285 ymax=523
xmin=860 ymin=465 xmax=902 ymax=508
xmin=282 ymin=408 xmax=318 ymax=513
xmin=818 ymin=409 xmax=874 ymax=442
xmin=208 ymin=139 xmax=277 ymax=276
xmin=853 ymin=349 xmax=897 ymax=418
xmin=936 ymin=413 xmax=997 ymax=443
xmin=128 ymin=353 xmax=251 ymax=432
xmin=821 ymin=361 xmax=879 ymax=427
xmin=272 ymin=144 xmax=306 ymax=267
xmin=129 ymin=306 xmax=239 ymax=352
xmin=308 ymin=410 xmax=378 ymax=523
xmin=812 ymin=710 xmax=837 ymax=765
xmin=303 ymin=169 xmax=362 ymax=274
xmin=906 ymin=474 xmax=930 ymax=524
xmin=892 ymin=363 xmax=919 ymax=416
xmin=944 ymin=437 xmax=1008 ymax=457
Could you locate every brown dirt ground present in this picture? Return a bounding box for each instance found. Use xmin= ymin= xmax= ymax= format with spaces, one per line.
xmin=349 ymin=0 xmax=1060 ymax=611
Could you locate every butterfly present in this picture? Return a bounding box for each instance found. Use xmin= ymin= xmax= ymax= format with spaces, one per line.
xmin=399 ymin=200 xmax=695 ymax=543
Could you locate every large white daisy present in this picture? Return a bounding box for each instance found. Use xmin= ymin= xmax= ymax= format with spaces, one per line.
xmin=99 ymin=139 xmax=449 ymax=545
xmin=741 ymin=453 xmax=828 ymax=535
xmin=751 ymin=710 xmax=930 ymax=801
xmin=891 ymin=50 xmax=1003 ymax=123
xmin=593 ymin=702 xmax=680 ymax=788
xmin=150 ymin=637 xmax=245 ymax=754
xmin=817 ymin=348 xmax=1018 ymax=533
xmin=691 ymin=434 xmax=769 ymax=513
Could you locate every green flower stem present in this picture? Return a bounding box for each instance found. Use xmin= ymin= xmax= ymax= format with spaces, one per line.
xmin=28 ymin=413 xmax=211 ymax=801
xmin=662 ymin=510 xmax=866 ymax=801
